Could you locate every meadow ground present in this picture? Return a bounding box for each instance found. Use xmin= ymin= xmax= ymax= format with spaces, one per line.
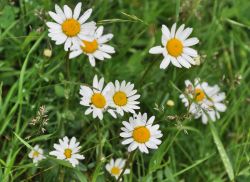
xmin=0 ymin=0 xmax=250 ymax=181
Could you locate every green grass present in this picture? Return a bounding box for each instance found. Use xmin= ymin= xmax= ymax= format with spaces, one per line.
xmin=1 ymin=0 xmax=250 ymax=181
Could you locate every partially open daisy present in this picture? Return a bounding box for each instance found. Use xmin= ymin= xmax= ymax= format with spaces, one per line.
xmin=46 ymin=3 xmax=96 ymax=51
xmin=105 ymin=158 xmax=130 ymax=180
xmin=49 ymin=136 xmax=84 ymax=167
xmin=80 ymin=75 xmax=116 ymax=120
xmin=28 ymin=145 xmax=46 ymax=165
xmin=149 ymin=23 xmax=199 ymax=69
xmin=69 ymin=26 xmax=115 ymax=67
xmin=179 ymin=78 xmax=227 ymax=124
xmin=120 ymin=113 xmax=163 ymax=154
xmin=107 ymin=80 xmax=140 ymax=117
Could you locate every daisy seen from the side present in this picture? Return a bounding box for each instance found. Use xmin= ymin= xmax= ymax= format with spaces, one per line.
xmin=179 ymin=78 xmax=227 ymax=124
xmin=120 ymin=112 xmax=163 ymax=154
xmin=105 ymin=158 xmax=130 ymax=180
xmin=69 ymin=26 xmax=115 ymax=67
xmin=49 ymin=136 xmax=84 ymax=167
xmin=28 ymin=145 xmax=46 ymax=165
xmin=149 ymin=23 xmax=199 ymax=69
xmin=46 ymin=3 xmax=96 ymax=51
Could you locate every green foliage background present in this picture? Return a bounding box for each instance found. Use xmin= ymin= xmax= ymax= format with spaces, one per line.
xmin=0 ymin=0 xmax=250 ymax=181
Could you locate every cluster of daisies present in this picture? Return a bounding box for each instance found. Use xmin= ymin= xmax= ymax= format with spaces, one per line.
xmin=28 ymin=2 xmax=228 ymax=180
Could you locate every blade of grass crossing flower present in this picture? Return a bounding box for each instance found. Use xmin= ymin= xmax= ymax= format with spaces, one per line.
xmin=209 ymin=121 xmax=235 ymax=181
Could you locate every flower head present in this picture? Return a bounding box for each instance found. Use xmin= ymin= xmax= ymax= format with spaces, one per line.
xmin=149 ymin=23 xmax=199 ymax=69
xmin=28 ymin=145 xmax=46 ymax=165
xmin=49 ymin=136 xmax=84 ymax=167
xmin=120 ymin=113 xmax=163 ymax=153
xmin=180 ymin=78 xmax=227 ymax=124
xmin=105 ymin=158 xmax=130 ymax=180
xmin=46 ymin=3 xmax=96 ymax=51
xmin=69 ymin=26 xmax=115 ymax=67
xmin=107 ymin=80 xmax=140 ymax=117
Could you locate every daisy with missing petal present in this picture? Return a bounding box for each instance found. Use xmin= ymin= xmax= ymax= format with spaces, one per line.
xmin=107 ymin=80 xmax=140 ymax=117
xmin=149 ymin=23 xmax=199 ymax=69
xmin=105 ymin=158 xmax=130 ymax=180
xmin=120 ymin=113 xmax=163 ymax=154
xmin=80 ymin=75 xmax=116 ymax=120
xmin=46 ymin=3 xmax=96 ymax=51
xmin=69 ymin=26 xmax=115 ymax=67
xmin=28 ymin=145 xmax=46 ymax=165
xmin=49 ymin=136 xmax=84 ymax=167
xmin=179 ymin=78 xmax=227 ymax=124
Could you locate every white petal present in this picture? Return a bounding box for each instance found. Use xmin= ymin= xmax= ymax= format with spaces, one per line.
xmin=63 ymin=5 xmax=73 ymax=19
xmin=149 ymin=46 xmax=163 ymax=54
xmin=183 ymin=48 xmax=198 ymax=57
xmin=170 ymin=23 xmax=176 ymax=38
xmin=69 ymin=50 xmax=82 ymax=59
xmin=170 ymin=56 xmax=181 ymax=68
xmin=161 ymin=25 xmax=170 ymax=39
xmin=177 ymin=56 xmax=191 ymax=68
xmin=98 ymin=34 xmax=113 ymax=44
xmin=55 ymin=4 xmax=66 ymax=20
xmin=175 ymin=24 xmax=185 ymax=38
xmin=79 ymin=9 xmax=93 ymax=24
xmin=160 ymin=56 xmax=170 ymax=69
xmin=73 ymin=2 xmax=82 ymax=19
xmin=48 ymin=11 xmax=63 ymax=24
xmin=95 ymin=26 xmax=104 ymax=37
xmin=183 ymin=37 xmax=199 ymax=46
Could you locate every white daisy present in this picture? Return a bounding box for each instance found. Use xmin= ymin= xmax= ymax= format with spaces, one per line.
xmin=28 ymin=145 xmax=46 ymax=165
xmin=179 ymin=78 xmax=227 ymax=124
xmin=49 ymin=136 xmax=84 ymax=167
xmin=120 ymin=113 xmax=163 ymax=154
xmin=149 ymin=23 xmax=199 ymax=69
xmin=46 ymin=3 xmax=96 ymax=51
xmin=105 ymin=158 xmax=130 ymax=180
xmin=69 ymin=26 xmax=115 ymax=67
xmin=80 ymin=75 xmax=116 ymax=120
xmin=107 ymin=80 xmax=140 ymax=117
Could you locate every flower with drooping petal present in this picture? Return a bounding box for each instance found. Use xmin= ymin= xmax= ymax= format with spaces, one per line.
xmin=107 ymin=80 xmax=140 ymax=117
xmin=69 ymin=26 xmax=115 ymax=67
xmin=49 ymin=136 xmax=84 ymax=167
xmin=120 ymin=113 xmax=163 ymax=154
xmin=105 ymin=158 xmax=130 ymax=180
xmin=79 ymin=75 xmax=116 ymax=120
xmin=180 ymin=78 xmax=227 ymax=124
xmin=149 ymin=23 xmax=199 ymax=69
xmin=28 ymin=145 xmax=46 ymax=165
xmin=46 ymin=3 xmax=96 ymax=51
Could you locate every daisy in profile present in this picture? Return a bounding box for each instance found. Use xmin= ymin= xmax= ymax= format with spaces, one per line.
xmin=149 ymin=23 xmax=199 ymax=69
xmin=107 ymin=80 xmax=140 ymax=117
xmin=69 ymin=26 xmax=115 ymax=67
xmin=46 ymin=3 xmax=96 ymax=51
xmin=105 ymin=158 xmax=130 ymax=180
xmin=179 ymin=78 xmax=227 ymax=124
xmin=80 ymin=75 xmax=116 ymax=120
xmin=49 ymin=136 xmax=84 ymax=167
xmin=28 ymin=145 xmax=46 ymax=165
xmin=120 ymin=113 xmax=163 ymax=154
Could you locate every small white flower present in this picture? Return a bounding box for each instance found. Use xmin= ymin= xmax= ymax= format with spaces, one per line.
xmin=28 ymin=145 xmax=46 ymax=165
xmin=69 ymin=26 xmax=115 ymax=67
xmin=149 ymin=23 xmax=199 ymax=69
xmin=107 ymin=80 xmax=140 ymax=117
xmin=46 ymin=3 xmax=96 ymax=51
xmin=120 ymin=113 xmax=163 ymax=154
xmin=179 ymin=78 xmax=227 ymax=124
xmin=79 ymin=75 xmax=116 ymax=120
xmin=105 ymin=158 xmax=130 ymax=180
xmin=49 ymin=136 xmax=84 ymax=167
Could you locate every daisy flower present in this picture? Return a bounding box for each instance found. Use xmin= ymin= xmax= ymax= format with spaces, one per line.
xmin=28 ymin=145 xmax=46 ymax=165
xmin=179 ymin=78 xmax=227 ymax=124
xmin=120 ymin=113 xmax=163 ymax=154
xmin=105 ymin=158 xmax=130 ymax=180
xmin=80 ymin=75 xmax=116 ymax=120
xmin=46 ymin=3 xmax=96 ymax=51
xmin=69 ymin=26 xmax=115 ymax=67
xmin=49 ymin=136 xmax=84 ymax=167
xmin=149 ymin=23 xmax=199 ymax=69
xmin=107 ymin=80 xmax=140 ymax=117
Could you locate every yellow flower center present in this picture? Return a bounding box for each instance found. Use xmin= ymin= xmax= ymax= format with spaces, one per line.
xmin=111 ymin=167 xmax=121 ymax=175
xmin=166 ymin=38 xmax=183 ymax=57
xmin=194 ymin=88 xmax=205 ymax=102
xmin=64 ymin=148 xmax=72 ymax=159
xmin=113 ymin=91 xmax=128 ymax=106
xmin=91 ymin=93 xmax=106 ymax=108
xmin=33 ymin=151 xmax=40 ymax=158
xmin=62 ymin=18 xmax=80 ymax=37
xmin=81 ymin=40 xmax=98 ymax=53
xmin=132 ymin=126 xmax=151 ymax=143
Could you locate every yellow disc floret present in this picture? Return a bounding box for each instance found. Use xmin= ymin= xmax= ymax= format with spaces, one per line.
xmin=132 ymin=126 xmax=150 ymax=143
xmin=166 ymin=38 xmax=183 ymax=57
xmin=111 ymin=167 xmax=121 ymax=175
xmin=81 ymin=40 xmax=98 ymax=53
xmin=62 ymin=19 xmax=80 ymax=37
xmin=91 ymin=93 xmax=106 ymax=108
xmin=64 ymin=148 xmax=72 ymax=159
xmin=194 ymin=88 xmax=205 ymax=102
xmin=113 ymin=91 xmax=128 ymax=106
